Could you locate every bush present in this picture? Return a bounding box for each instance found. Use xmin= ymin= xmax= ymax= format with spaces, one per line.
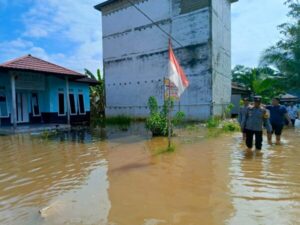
xmin=145 ymin=96 xmax=185 ymax=136
xmin=205 ymin=118 xmax=240 ymax=138
xmin=224 ymin=103 xmax=235 ymax=118
xmin=222 ymin=120 xmax=240 ymax=132
xmin=206 ymin=117 xmax=221 ymax=128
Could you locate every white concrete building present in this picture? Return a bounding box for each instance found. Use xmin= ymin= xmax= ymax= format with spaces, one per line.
xmin=95 ymin=0 xmax=237 ymax=120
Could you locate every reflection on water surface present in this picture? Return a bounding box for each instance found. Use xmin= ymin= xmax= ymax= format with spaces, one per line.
xmin=0 ymin=126 xmax=299 ymax=225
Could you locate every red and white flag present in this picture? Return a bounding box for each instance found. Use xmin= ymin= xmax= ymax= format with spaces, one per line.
xmin=168 ymin=42 xmax=189 ymax=97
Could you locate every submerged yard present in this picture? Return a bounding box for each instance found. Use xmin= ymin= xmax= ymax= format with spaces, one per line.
xmin=0 ymin=124 xmax=300 ymax=225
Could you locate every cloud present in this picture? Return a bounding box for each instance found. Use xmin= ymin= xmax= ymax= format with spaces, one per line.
xmin=231 ymin=0 xmax=289 ymax=68
xmin=0 ymin=38 xmax=63 ymax=64
xmin=3 ymin=0 xmax=288 ymax=72
xmin=0 ymin=0 xmax=103 ymax=74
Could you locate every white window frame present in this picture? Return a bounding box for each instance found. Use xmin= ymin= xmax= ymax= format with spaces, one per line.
xmin=77 ymin=93 xmax=86 ymax=115
xmin=31 ymin=92 xmax=41 ymax=117
xmin=58 ymin=91 xmax=66 ymax=116
xmin=0 ymin=91 xmax=9 ymax=118
xmin=69 ymin=92 xmax=77 ymax=115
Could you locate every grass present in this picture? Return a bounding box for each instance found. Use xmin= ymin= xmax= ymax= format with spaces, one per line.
xmin=91 ymin=115 xmax=132 ymax=130
xmin=105 ymin=115 xmax=132 ymax=126
xmin=153 ymin=144 xmax=176 ymax=155
xmin=206 ymin=118 xmax=240 ymax=138
xmin=206 ymin=117 xmax=221 ymax=128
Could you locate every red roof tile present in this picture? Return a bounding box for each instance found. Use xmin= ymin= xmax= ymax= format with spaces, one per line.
xmin=0 ymin=54 xmax=84 ymax=77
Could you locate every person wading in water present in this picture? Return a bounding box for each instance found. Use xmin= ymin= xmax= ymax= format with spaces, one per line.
xmin=241 ymin=96 xmax=272 ymax=151
xmin=238 ymin=97 xmax=250 ymax=140
xmin=267 ymin=97 xmax=292 ymax=145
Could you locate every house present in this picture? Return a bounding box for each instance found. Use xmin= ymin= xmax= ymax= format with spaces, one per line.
xmin=95 ymin=0 xmax=238 ymax=120
xmin=280 ymin=93 xmax=299 ymax=104
xmin=231 ymin=82 xmax=250 ymax=116
xmin=0 ymin=55 xmax=98 ymax=130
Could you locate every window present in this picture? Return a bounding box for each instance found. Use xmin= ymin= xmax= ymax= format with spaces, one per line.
xmin=69 ymin=93 xmax=76 ymax=115
xmin=58 ymin=92 xmax=65 ymax=116
xmin=31 ymin=93 xmax=40 ymax=116
xmin=78 ymin=94 xmax=85 ymax=114
xmin=0 ymin=92 xmax=8 ymax=118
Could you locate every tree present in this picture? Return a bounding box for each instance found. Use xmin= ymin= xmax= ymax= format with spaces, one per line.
xmin=232 ymin=65 xmax=285 ymax=102
xmin=85 ymin=68 xmax=105 ymax=118
xmin=260 ymin=0 xmax=300 ymax=90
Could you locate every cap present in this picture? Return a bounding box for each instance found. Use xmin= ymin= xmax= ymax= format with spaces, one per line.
xmin=243 ymin=97 xmax=249 ymax=101
xmin=253 ymin=96 xmax=262 ymax=102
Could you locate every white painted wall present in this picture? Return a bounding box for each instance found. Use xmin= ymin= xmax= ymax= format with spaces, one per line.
xmin=212 ymin=0 xmax=232 ymax=115
xmin=100 ymin=0 xmax=234 ymax=120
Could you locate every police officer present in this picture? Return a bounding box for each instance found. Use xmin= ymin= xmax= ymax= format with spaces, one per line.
xmin=241 ymin=96 xmax=272 ymax=151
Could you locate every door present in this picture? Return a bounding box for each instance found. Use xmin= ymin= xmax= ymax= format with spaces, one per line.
xmin=16 ymin=92 xmax=29 ymax=123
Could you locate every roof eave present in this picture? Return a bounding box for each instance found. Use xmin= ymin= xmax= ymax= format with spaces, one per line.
xmin=95 ymin=0 xmax=238 ymax=11
xmin=0 ymin=67 xmax=86 ymax=79
xmin=94 ymin=0 xmax=118 ymax=11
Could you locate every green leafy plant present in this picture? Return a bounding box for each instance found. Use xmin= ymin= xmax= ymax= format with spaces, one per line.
xmin=223 ymin=103 xmax=235 ymax=119
xmin=85 ymin=68 xmax=106 ymax=123
xmin=145 ymin=96 xmax=185 ymax=136
xmin=206 ymin=118 xmax=240 ymax=138
xmin=222 ymin=121 xmax=240 ymax=132
xmin=232 ymin=66 xmax=285 ymax=102
xmin=260 ymin=0 xmax=300 ymax=91
xmin=206 ymin=117 xmax=221 ymax=128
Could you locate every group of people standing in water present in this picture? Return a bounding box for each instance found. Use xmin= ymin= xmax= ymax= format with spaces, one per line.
xmin=238 ymin=96 xmax=299 ymax=151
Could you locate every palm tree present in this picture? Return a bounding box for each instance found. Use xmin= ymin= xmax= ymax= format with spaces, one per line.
xmin=260 ymin=0 xmax=300 ymax=90
xmin=85 ymin=68 xmax=105 ymax=117
xmin=232 ymin=66 xmax=285 ymax=102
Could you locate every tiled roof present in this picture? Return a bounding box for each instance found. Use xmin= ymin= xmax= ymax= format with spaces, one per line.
xmin=0 ymin=54 xmax=84 ymax=77
xmin=76 ymin=77 xmax=100 ymax=85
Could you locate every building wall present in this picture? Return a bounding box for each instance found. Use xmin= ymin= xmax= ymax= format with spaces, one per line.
xmin=0 ymin=74 xmax=12 ymax=125
xmin=101 ymin=0 xmax=233 ymax=120
xmin=47 ymin=76 xmax=90 ymax=113
xmin=0 ymin=72 xmax=91 ymax=125
xmin=211 ymin=0 xmax=232 ymax=114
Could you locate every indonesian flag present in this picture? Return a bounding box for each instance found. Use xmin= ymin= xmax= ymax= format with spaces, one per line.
xmin=168 ymin=42 xmax=189 ymax=97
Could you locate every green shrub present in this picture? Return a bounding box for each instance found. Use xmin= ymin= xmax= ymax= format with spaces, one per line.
xmin=222 ymin=120 xmax=240 ymax=132
xmin=173 ymin=111 xmax=185 ymax=126
xmin=224 ymin=103 xmax=235 ymax=118
xmin=206 ymin=117 xmax=221 ymax=128
xmin=146 ymin=112 xmax=168 ymax=136
xmin=145 ymin=96 xmax=185 ymax=136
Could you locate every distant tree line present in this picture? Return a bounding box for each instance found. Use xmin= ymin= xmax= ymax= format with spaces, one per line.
xmin=233 ymin=0 xmax=300 ymax=101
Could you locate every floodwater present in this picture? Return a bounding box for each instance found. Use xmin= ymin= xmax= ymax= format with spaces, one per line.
xmin=0 ymin=125 xmax=300 ymax=225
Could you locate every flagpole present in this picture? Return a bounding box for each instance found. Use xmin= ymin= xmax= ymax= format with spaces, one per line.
xmin=168 ymin=75 xmax=171 ymax=149
xmin=167 ymin=1 xmax=173 ymax=149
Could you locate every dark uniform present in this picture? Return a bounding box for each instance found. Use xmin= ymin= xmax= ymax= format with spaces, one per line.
xmin=241 ymin=97 xmax=272 ymax=150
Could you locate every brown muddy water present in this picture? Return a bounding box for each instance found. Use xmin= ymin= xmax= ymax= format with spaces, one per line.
xmin=0 ymin=124 xmax=300 ymax=225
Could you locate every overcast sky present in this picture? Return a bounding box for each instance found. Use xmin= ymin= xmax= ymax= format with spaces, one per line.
xmin=0 ymin=0 xmax=290 ymax=73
